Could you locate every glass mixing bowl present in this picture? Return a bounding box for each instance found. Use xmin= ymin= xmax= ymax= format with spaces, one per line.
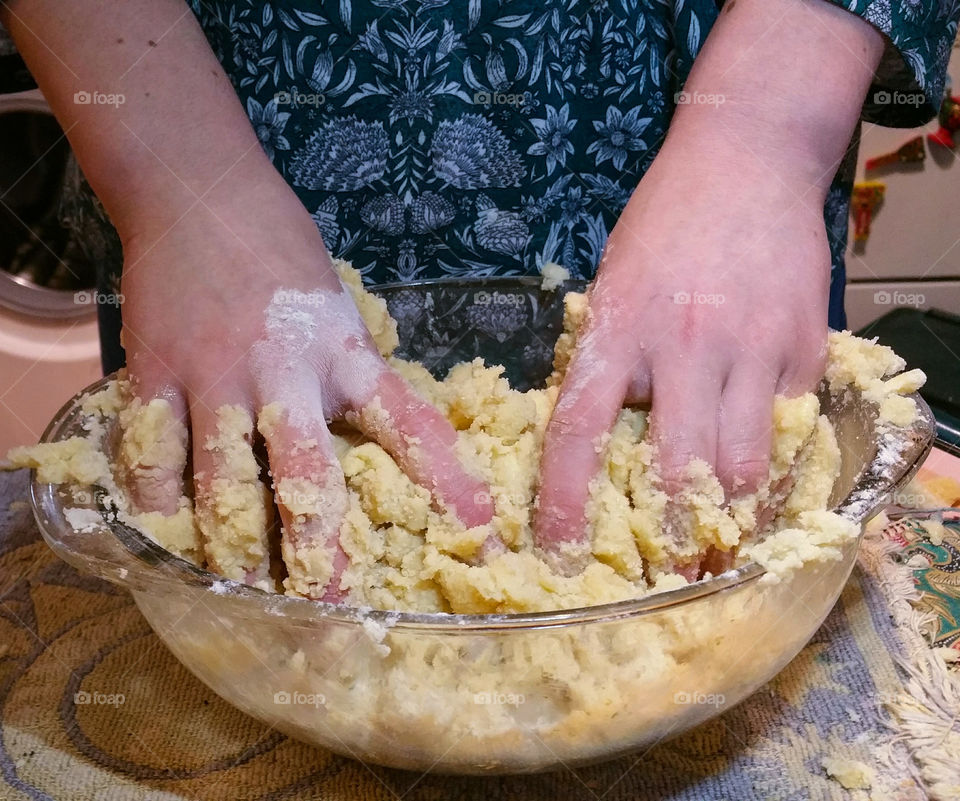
xmin=28 ymin=279 xmax=935 ymax=774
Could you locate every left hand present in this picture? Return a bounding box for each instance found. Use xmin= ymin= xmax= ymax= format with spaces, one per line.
xmin=533 ymin=0 xmax=884 ymax=573
xmin=534 ymin=138 xmax=830 ymax=570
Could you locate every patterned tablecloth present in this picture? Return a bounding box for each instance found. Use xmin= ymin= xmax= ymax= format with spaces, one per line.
xmin=2 ymin=450 xmax=960 ymax=801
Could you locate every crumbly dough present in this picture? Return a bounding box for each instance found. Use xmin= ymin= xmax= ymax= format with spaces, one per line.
xmin=6 ymin=262 xmax=926 ymax=616
xmin=337 ymin=263 xmax=398 ymax=357
xmin=824 ymin=331 xmax=925 ymax=426
xmin=540 ymin=261 xmax=570 ymax=291
xmin=822 ymin=756 xmax=875 ymax=790
xmin=8 ymin=436 xmax=112 ymax=487
xmin=5 ymin=264 xmax=932 ymax=774
xmin=194 ymin=405 xmax=274 ymax=588
xmin=6 ymin=415 xmax=206 ymax=566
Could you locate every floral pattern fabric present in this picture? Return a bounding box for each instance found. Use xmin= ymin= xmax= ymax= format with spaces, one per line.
xmin=186 ymin=0 xmax=715 ymax=287
xmin=179 ymin=0 xmax=957 ymax=309
xmin=831 ymin=0 xmax=960 ymax=128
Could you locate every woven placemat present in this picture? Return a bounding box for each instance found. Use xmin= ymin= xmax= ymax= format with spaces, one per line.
xmin=0 ymin=469 xmax=932 ymax=800
xmin=853 ymin=449 xmax=960 ymax=799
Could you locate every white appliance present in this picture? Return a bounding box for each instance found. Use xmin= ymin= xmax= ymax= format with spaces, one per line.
xmin=0 ymin=89 xmax=102 ymax=453
xmin=845 ymin=46 xmax=960 ymax=329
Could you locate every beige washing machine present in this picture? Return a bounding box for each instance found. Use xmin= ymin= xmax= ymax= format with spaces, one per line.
xmin=0 ymin=89 xmax=102 ymax=452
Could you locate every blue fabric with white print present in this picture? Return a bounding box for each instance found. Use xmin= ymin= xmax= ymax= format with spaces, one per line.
xmin=187 ymin=0 xmax=709 ymax=287
xmin=179 ymin=0 xmax=955 ymax=313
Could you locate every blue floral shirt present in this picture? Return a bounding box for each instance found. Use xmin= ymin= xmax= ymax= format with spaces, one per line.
xmin=5 ymin=1 xmax=959 ymax=369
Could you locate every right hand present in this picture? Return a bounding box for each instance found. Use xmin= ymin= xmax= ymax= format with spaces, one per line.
xmin=118 ymin=176 xmax=493 ymax=600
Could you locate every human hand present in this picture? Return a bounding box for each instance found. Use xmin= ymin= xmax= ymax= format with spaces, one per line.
xmin=533 ymin=0 xmax=885 ymax=576
xmin=535 ymin=141 xmax=830 ymax=575
xmin=118 ymin=176 xmax=493 ymax=600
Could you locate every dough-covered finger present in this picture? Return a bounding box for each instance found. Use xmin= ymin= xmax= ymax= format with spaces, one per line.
xmin=716 ymin=366 xmax=776 ymax=497
xmin=535 ymin=337 xmax=634 ymax=565
xmin=649 ymin=360 xmax=724 ymax=578
xmin=743 ymin=417 xmax=823 ymax=544
xmin=121 ymin=352 xmax=188 ymax=516
xmin=346 ymin=370 xmax=494 ymax=529
xmin=190 ymin=399 xmax=274 ymax=590
xmin=650 ymin=359 xmax=723 ymax=493
xmin=258 ymin=400 xmax=349 ymax=603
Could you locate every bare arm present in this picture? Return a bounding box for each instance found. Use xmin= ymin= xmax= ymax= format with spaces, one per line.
xmin=668 ymin=0 xmax=882 ymax=192
xmin=0 ymin=0 xmax=276 ymax=239
xmin=536 ymin=0 xmax=883 ymax=566
xmin=2 ymin=0 xmax=494 ymax=598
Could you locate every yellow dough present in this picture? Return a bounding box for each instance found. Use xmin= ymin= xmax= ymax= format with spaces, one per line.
xmin=7 ymin=262 xmax=925 ymax=614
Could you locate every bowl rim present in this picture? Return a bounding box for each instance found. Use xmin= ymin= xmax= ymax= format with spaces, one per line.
xmin=27 ymin=279 xmax=937 ymax=631
xmin=375 ymin=274 xmax=562 ymax=291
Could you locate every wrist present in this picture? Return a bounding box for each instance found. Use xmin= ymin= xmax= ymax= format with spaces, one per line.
xmin=662 ymin=105 xmax=835 ymax=204
xmin=666 ymin=0 xmax=883 ymax=196
xmin=116 ymin=148 xmax=299 ymax=247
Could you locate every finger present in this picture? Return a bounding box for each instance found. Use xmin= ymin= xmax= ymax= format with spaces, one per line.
xmin=777 ymin=332 xmax=828 ymax=398
xmin=747 ymin=425 xmax=819 ymax=543
xmin=535 ymin=330 xmax=637 ymax=564
xmin=751 ymin=473 xmax=794 ymax=540
xmin=258 ymin=406 xmax=349 ymax=603
xmin=252 ymin=356 xmax=350 ymax=602
xmin=649 ymin=359 xmax=723 ymax=494
xmin=190 ymin=395 xmax=274 ymax=590
xmin=120 ymin=351 xmax=188 ymax=517
xmin=346 ymin=370 xmax=495 ymax=529
xmin=649 ymin=360 xmax=724 ymax=578
xmin=716 ymin=366 xmax=777 ymax=498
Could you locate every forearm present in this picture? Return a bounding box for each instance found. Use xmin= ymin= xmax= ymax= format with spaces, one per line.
xmin=667 ymin=0 xmax=884 ymax=196
xmin=0 ymin=0 xmax=280 ymax=240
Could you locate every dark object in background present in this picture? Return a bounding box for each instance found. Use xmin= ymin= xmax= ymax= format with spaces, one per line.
xmin=0 ymin=25 xmax=34 ymax=94
xmin=0 ymin=109 xmax=95 ymax=293
xmin=858 ymin=308 xmax=960 ymax=454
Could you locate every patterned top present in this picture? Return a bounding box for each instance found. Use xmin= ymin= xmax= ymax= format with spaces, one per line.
xmin=3 ymin=1 xmax=960 ymax=369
